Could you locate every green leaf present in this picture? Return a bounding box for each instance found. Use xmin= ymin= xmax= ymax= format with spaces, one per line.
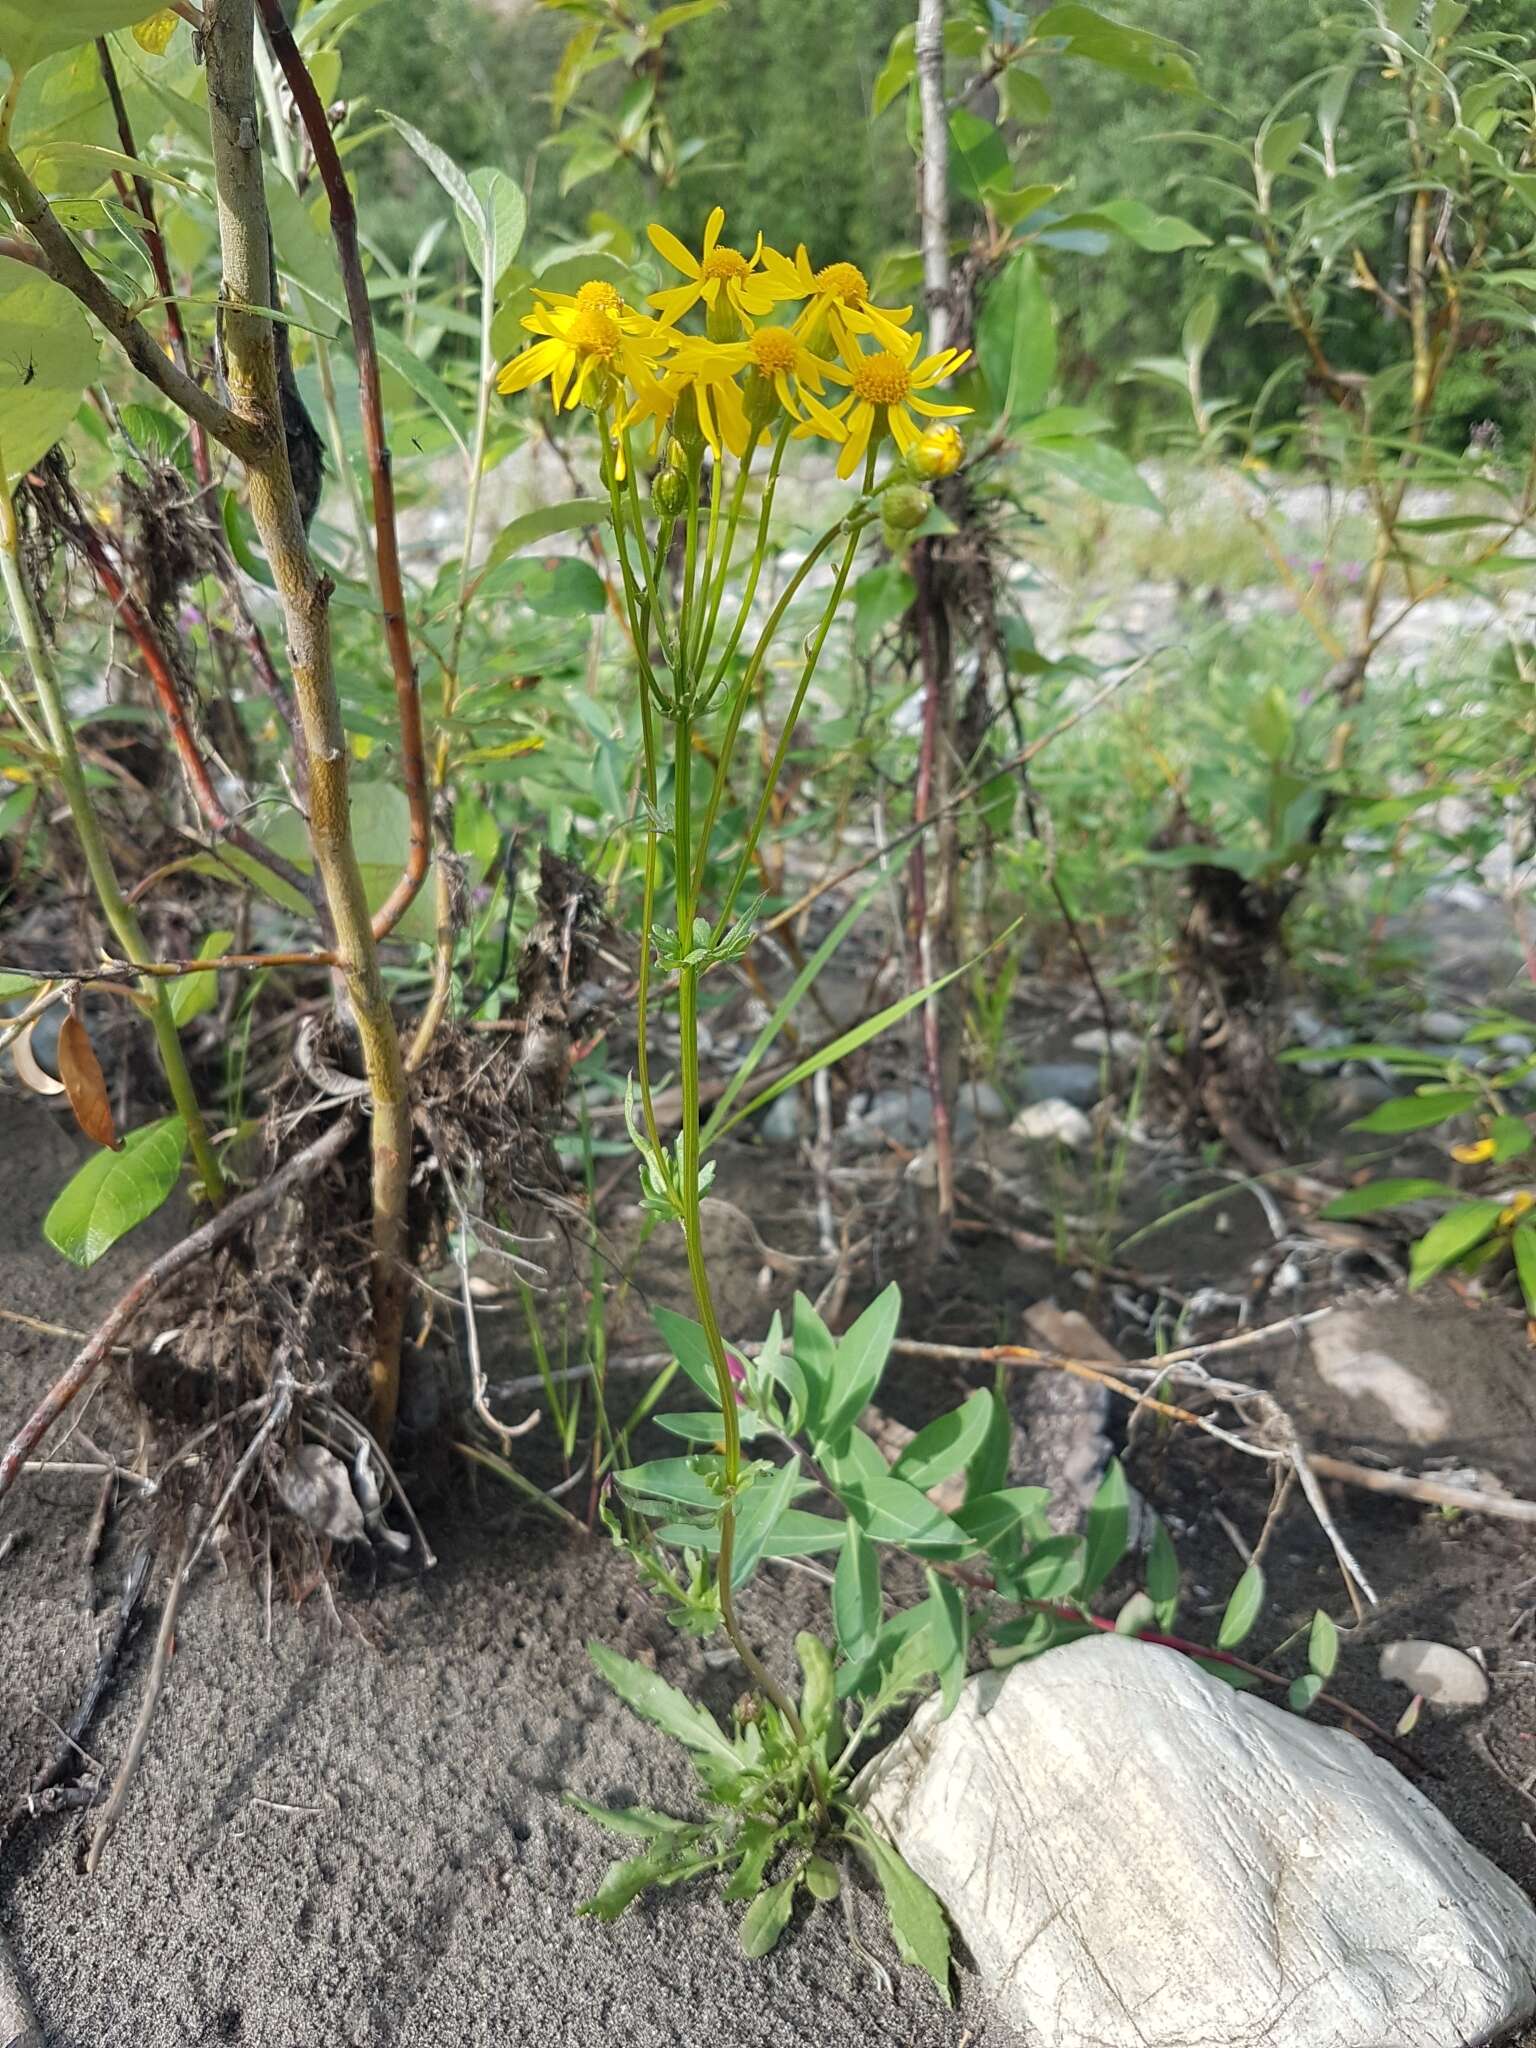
xmin=1288 ymin=1673 xmax=1325 ymax=1713
xmin=380 ymin=111 xmax=484 ymax=267
xmin=731 ymin=1455 xmax=801 ymax=1591
xmin=1010 ymin=1533 xmax=1086 ymax=1598
xmin=976 ymin=249 xmax=1055 ymax=424
xmin=1513 ymin=1224 xmax=1536 ymax=1317
xmin=851 ymin=562 xmax=915 ymax=657
xmin=1409 ymin=1200 xmax=1503 ymax=1288
xmin=587 ymin=1642 xmax=740 ymax=1772
xmin=43 ymin=1115 xmax=186 ymax=1268
xmin=1026 ymin=435 xmax=1160 ymax=512
xmin=1145 ymin=1514 xmax=1179 ymax=1627
xmin=832 ymin=1521 xmax=882 ymax=1663
xmin=854 ymin=1821 xmax=953 ymax=2004
xmin=1348 ymin=1089 xmax=1479 ymax=1134
xmin=1080 ymin=1457 xmax=1130 ymax=1595
xmin=1319 ymin=1178 xmax=1458 ymax=1220
xmin=1217 ymin=1562 xmax=1265 ymax=1650
xmin=0 ymin=0 xmax=146 ymax=67
xmin=803 ymin=1855 xmax=840 ymax=1902
xmin=819 ymin=1283 xmax=902 ymax=1442
xmin=468 ymin=163 xmax=526 ymax=287
xmin=964 ymin=1377 xmax=1013 ymax=1502
xmin=651 ymin=1508 xmax=844 ymax=1560
xmin=1259 ymin=113 xmax=1311 ymax=179
xmin=479 ymin=499 xmax=610 ymax=580
xmin=1031 ymin=5 xmax=1197 ymax=95
xmin=1308 ymin=1609 xmax=1339 ymax=1680
xmin=717 ymin=931 xmax=1016 ymax=1142
xmin=722 ymin=1819 xmax=779 ymax=1903
xmin=873 ymin=24 xmax=915 ymax=116
xmin=791 ymin=1290 xmax=837 ymax=1439
xmin=302 ymin=282 xmax=469 ymax=453
xmin=613 ymin=1455 xmax=726 ymax=1509
xmin=835 ymin=1472 xmax=973 ymax=1556
xmin=651 ymin=1304 xmax=722 ymax=1403
xmin=893 ymin=1391 xmax=997 ymax=1492
xmin=168 ymin=931 xmax=235 ymax=1028
xmin=563 ymin=1793 xmax=692 ymax=1840
xmin=948 ymin=108 xmax=1009 ymax=201
xmin=739 ymin=1875 xmax=797 ymax=1959
xmin=1491 ymin=1115 xmax=1532 ymax=1162
xmin=951 ymin=1486 xmax=1051 ymax=1552
xmin=925 ymin=1567 xmax=969 ymax=1717
xmin=1074 ymin=198 xmax=1209 ymax=250
xmin=0 ymin=256 xmax=98 ymax=490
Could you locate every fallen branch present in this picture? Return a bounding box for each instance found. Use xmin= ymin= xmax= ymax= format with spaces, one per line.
xmin=1307 ymin=1452 xmax=1536 ymax=1526
xmin=0 ymin=1115 xmax=356 ymax=1508
xmin=5 ymin=1544 xmax=152 ymax=1836
xmin=86 ymin=1525 xmax=195 ymax=1874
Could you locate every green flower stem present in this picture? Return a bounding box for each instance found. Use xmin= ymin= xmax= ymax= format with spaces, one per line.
xmin=621 ymin=434 xmax=681 ymax=674
xmin=687 ymin=441 xmax=725 ymax=682
xmin=694 ymin=442 xmax=756 ymax=677
xmin=0 ymin=482 xmax=225 ymax=1200
xmin=700 ymin=422 xmax=792 ymax=708
xmin=680 ymin=448 xmax=704 ymax=689
xmin=701 ymin=446 xmax=876 ymax=927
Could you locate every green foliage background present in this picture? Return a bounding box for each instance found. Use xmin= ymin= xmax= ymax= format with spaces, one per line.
xmin=341 ymin=0 xmax=1536 ymax=444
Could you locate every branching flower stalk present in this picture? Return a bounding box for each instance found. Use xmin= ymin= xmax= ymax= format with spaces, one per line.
xmin=495 ymin=212 xmax=970 ymax=1735
xmin=0 ymin=460 xmax=224 ymax=1200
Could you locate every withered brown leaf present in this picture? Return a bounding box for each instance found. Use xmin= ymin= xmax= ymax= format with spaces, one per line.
xmin=58 ymin=1012 xmax=120 ymax=1151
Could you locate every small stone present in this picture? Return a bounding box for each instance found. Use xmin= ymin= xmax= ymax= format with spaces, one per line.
xmin=1495 ymin=1032 xmax=1535 ymax=1057
xmin=1310 ymin=1311 xmax=1452 ymax=1442
xmin=1421 ymin=1009 xmax=1468 ymax=1044
xmin=757 ymin=1092 xmax=804 ymax=1145
xmin=1018 ymin=1060 xmax=1102 ymax=1109
xmin=1379 ymin=1638 xmax=1490 ymax=1707
xmin=273 ymin=1446 xmax=366 ymax=1544
xmin=1068 ymin=1026 xmax=1142 ymax=1061
xmin=860 ymin=1634 xmax=1536 ymax=2048
xmin=1010 ymin=1098 xmax=1092 ymax=1149
xmin=959 ymin=1079 xmax=1008 ymax=1124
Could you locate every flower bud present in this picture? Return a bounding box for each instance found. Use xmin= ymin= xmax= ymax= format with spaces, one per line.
xmin=579 ymin=366 xmax=619 ymax=413
xmin=671 ymin=386 xmax=706 ymax=457
xmin=908 ymin=424 xmax=965 ymax=479
xmin=742 ymin=368 xmax=779 ymax=433
xmin=706 ymin=296 xmax=743 ymax=344
xmin=651 ymin=465 xmax=691 ymax=519
xmin=881 ymin=484 xmax=932 ymax=532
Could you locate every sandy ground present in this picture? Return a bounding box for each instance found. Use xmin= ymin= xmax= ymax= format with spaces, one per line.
xmin=5 ymin=1035 xmax=1536 ymax=2044
xmin=0 ymin=1100 xmax=1007 ymax=2048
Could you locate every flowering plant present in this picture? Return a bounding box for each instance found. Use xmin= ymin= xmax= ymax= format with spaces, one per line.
xmin=496 ymin=216 xmax=976 ymax=1979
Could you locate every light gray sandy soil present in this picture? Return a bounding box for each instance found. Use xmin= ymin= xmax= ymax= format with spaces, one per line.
xmin=0 ymin=1101 xmax=1009 ymax=2048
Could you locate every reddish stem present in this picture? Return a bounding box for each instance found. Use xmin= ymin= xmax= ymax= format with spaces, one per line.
xmin=907 ymin=536 xmax=954 ymax=1231
xmin=66 ymin=512 xmax=320 ymax=912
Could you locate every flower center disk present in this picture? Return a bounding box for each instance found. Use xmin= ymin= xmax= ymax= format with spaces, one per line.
xmin=749 ymin=329 xmax=798 ymax=373
xmin=701 ymin=247 xmax=751 ymax=282
xmin=851 ymin=351 xmax=910 ymax=407
xmin=575 ymin=280 xmax=622 ymax=312
xmin=567 ymin=307 xmax=621 ymax=358
xmin=814 ymin=260 xmax=868 ymax=304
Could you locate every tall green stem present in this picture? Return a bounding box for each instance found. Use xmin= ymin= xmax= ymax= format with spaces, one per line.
xmin=0 ymin=482 xmax=225 ymax=1199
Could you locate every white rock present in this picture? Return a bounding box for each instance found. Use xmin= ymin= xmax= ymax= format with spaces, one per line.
xmin=1010 ymin=1098 xmax=1092 ymax=1149
xmin=1379 ymin=1638 xmax=1490 ymax=1707
xmin=1069 ymin=1026 xmax=1142 ymax=1061
xmin=860 ymin=1634 xmax=1536 ymax=2048
xmin=1309 ymin=1310 xmax=1452 ymax=1442
xmin=959 ymin=1078 xmax=1009 ymax=1125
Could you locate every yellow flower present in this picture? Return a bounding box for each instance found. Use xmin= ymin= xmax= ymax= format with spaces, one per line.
xmin=132 ymin=9 xmax=179 ymax=53
xmin=1451 ymin=1137 xmax=1497 ymax=1164
xmin=826 ymin=331 xmax=972 ymax=480
xmin=762 ymin=244 xmax=913 ymax=354
xmin=497 ymin=297 xmax=668 ymax=414
xmin=662 ymin=325 xmax=846 ymax=446
xmin=628 ymin=339 xmax=753 ymax=459
xmin=910 ymin=423 xmax=966 ymax=478
xmin=1500 ymin=1189 xmax=1535 ymax=1229
xmin=646 ymin=208 xmax=782 ymax=329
